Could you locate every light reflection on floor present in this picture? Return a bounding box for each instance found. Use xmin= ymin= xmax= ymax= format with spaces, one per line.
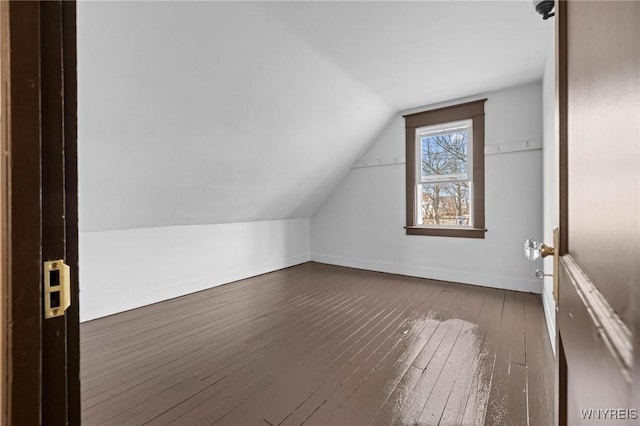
xmin=372 ymin=314 xmax=494 ymax=426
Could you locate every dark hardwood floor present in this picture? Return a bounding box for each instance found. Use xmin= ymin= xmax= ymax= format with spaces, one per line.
xmin=81 ymin=262 xmax=554 ymax=425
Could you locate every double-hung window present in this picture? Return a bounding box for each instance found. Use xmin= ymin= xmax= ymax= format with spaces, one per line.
xmin=404 ymin=99 xmax=486 ymax=238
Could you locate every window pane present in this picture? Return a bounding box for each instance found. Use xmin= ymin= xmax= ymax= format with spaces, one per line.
xmin=420 ymin=123 xmax=469 ymax=181
xmin=419 ymin=182 xmax=470 ymax=226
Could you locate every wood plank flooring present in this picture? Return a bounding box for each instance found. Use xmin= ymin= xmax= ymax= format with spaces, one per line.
xmin=81 ymin=262 xmax=554 ymax=425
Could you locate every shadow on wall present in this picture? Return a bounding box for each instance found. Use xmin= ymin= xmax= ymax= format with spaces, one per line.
xmin=79 ymin=219 xmax=311 ymax=322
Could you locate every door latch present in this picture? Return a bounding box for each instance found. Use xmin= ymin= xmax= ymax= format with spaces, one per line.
xmin=44 ymin=260 xmax=71 ymax=319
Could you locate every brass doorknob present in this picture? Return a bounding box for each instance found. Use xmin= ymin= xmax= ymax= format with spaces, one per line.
xmin=524 ymin=239 xmax=555 ymax=260
xmin=539 ymin=244 xmax=555 ymax=258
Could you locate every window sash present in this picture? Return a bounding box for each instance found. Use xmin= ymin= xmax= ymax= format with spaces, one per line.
xmin=418 ymin=176 xmax=468 ymax=185
xmin=415 ymin=119 xmax=473 ymax=184
xmin=415 ymin=119 xmax=474 ymax=227
xmin=415 ymin=181 xmax=474 ymax=228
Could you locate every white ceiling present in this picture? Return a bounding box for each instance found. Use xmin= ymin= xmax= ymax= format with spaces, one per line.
xmin=259 ymin=1 xmax=550 ymax=110
xmin=78 ymin=1 xmax=552 ymax=232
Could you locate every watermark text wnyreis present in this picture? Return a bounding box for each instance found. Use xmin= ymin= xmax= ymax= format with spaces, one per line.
xmin=581 ymin=409 xmax=638 ymax=420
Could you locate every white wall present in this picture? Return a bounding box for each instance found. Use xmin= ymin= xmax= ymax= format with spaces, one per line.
xmin=77 ymin=1 xmax=376 ymax=321
xmin=311 ymin=83 xmax=544 ymax=294
xmin=77 ymin=1 xmax=391 ymax=232
xmin=79 ymin=219 xmax=309 ymax=321
xmin=76 ymin=1 xmax=549 ymax=232
xmin=541 ymin=33 xmax=557 ymax=353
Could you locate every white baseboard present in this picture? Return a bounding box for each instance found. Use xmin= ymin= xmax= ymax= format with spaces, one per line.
xmin=81 ymin=254 xmax=309 ymax=322
xmin=311 ymin=253 xmax=542 ymax=294
xmin=541 ymin=287 xmax=557 ymax=355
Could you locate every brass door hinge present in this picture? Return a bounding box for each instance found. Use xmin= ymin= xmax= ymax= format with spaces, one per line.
xmin=44 ymin=260 xmax=71 ymax=319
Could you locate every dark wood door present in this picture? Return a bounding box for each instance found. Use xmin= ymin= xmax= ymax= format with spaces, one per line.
xmin=6 ymin=1 xmax=79 ymax=425
xmin=557 ymin=0 xmax=639 ymax=424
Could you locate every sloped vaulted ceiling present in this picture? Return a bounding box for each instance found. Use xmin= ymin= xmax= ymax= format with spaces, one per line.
xmin=78 ymin=1 xmax=549 ymax=232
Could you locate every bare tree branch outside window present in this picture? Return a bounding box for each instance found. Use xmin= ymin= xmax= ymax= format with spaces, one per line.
xmin=420 ymin=128 xmax=470 ymax=225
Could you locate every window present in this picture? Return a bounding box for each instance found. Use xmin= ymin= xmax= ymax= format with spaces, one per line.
xmin=404 ymin=99 xmax=486 ymax=238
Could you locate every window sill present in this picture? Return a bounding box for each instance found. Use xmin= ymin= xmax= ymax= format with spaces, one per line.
xmin=405 ymin=226 xmax=487 ymax=239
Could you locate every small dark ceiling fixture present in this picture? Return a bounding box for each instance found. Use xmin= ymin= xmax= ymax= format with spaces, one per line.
xmin=533 ymin=0 xmax=555 ymax=20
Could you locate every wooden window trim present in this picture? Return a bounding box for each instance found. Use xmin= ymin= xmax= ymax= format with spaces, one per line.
xmin=404 ymin=99 xmax=487 ymax=238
